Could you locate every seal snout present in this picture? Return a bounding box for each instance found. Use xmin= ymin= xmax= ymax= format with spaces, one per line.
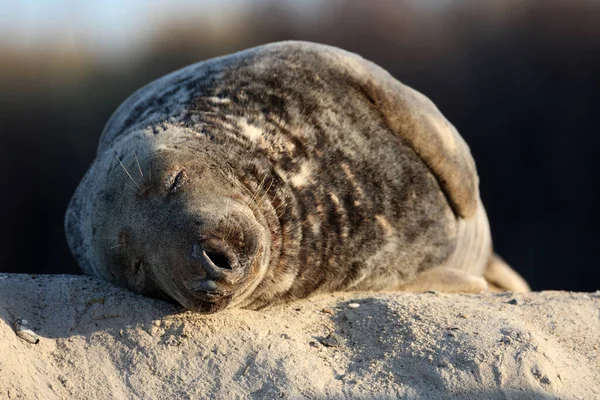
xmin=183 ymin=241 xmax=245 ymax=309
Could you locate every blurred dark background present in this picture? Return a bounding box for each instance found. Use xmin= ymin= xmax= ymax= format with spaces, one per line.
xmin=1 ymin=0 xmax=598 ymax=291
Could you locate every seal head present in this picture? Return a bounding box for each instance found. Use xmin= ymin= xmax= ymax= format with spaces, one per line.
xmin=70 ymin=131 xmax=273 ymax=313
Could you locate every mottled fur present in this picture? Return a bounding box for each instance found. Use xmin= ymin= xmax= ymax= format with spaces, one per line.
xmin=65 ymin=41 xmax=529 ymax=313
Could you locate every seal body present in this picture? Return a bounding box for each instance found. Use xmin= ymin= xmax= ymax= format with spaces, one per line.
xmin=66 ymin=41 xmax=528 ymax=313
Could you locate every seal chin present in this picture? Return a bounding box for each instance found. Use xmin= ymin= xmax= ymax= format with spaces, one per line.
xmin=183 ymin=294 xmax=234 ymax=314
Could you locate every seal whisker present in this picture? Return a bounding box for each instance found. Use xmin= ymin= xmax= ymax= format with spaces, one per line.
xmin=273 ymin=201 xmax=287 ymax=213
xmin=251 ymin=175 xmax=268 ymax=204
xmin=134 ymin=152 xmax=144 ymax=178
xmin=274 ymin=200 xmax=288 ymax=219
xmin=276 ymin=210 xmax=287 ymax=219
xmin=116 ymin=155 xmax=142 ymax=190
xmin=223 ymin=198 xmax=232 ymax=241
xmin=257 ymin=178 xmax=274 ymax=209
xmin=229 ymin=177 xmax=255 ymax=203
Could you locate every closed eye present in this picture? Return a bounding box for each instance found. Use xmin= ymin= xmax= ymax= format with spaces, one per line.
xmin=167 ymin=169 xmax=187 ymax=194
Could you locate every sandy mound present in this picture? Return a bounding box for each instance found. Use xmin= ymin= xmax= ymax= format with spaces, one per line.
xmin=0 ymin=274 xmax=598 ymax=399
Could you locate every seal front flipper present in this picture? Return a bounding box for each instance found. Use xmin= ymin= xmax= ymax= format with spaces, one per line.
xmin=316 ymin=44 xmax=479 ymax=218
xmin=397 ymin=267 xmax=488 ymax=293
xmin=313 ymin=44 xmax=491 ymax=280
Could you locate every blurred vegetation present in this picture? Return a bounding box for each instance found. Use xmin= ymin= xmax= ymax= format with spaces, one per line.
xmin=1 ymin=0 xmax=598 ymax=290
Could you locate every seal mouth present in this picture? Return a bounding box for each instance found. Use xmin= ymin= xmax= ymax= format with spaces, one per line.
xmin=188 ymin=279 xmax=233 ymax=303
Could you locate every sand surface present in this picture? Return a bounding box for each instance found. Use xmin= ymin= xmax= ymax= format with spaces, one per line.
xmin=0 ymin=274 xmax=598 ymax=399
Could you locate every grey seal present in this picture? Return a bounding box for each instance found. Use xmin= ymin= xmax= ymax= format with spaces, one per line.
xmin=65 ymin=41 xmax=529 ymax=313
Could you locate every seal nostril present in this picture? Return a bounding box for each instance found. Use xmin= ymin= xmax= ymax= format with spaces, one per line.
xmin=204 ymin=250 xmax=232 ymax=270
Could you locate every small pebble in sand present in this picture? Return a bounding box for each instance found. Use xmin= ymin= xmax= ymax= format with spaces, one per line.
xmin=14 ymin=318 xmax=40 ymax=344
xmin=347 ymin=303 xmax=360 ymax=309
xmin=507 ymin=298 xmax=519 ymax=305
xmin=320 ymin=332 xmax=345 ymax=347
xmin=321 ymin=307 xmax=335 ymax=315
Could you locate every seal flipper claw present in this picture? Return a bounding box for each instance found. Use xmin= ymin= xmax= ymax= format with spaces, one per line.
xmin=484 ymin=255 xmax=531 ymax=292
